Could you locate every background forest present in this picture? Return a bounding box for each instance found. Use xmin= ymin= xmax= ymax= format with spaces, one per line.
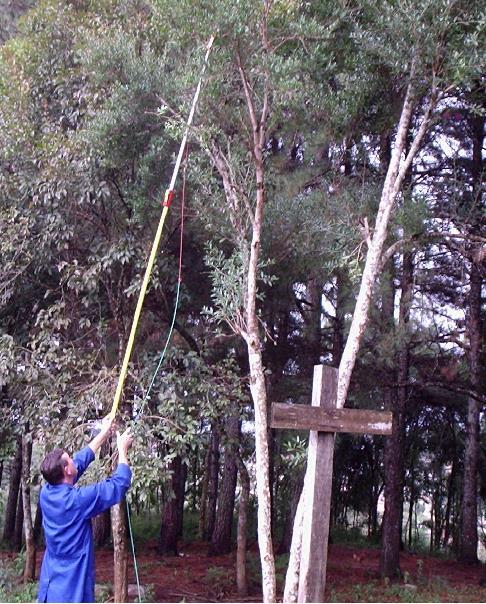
xmin=0 ymin=0 xmax=484 ymax=602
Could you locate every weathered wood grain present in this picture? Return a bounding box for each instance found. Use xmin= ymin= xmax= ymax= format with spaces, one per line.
xmin=271 ymin=403 xmax=392 ymax=435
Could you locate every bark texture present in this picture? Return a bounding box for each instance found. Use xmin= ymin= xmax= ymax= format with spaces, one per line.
xmin=112 ymin=501 xmax=128 ymax=603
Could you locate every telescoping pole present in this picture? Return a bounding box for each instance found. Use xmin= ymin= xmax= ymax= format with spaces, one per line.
xmin=108 ymin=35 xmax=215 ymax=420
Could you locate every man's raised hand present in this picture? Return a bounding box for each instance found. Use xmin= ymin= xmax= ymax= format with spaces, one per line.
xmin=116 ymin=428 xmax=133 ymax=464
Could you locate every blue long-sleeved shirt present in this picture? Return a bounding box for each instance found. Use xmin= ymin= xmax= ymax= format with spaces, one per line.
xmin=38 ymin=446 xmax=131 ymax=603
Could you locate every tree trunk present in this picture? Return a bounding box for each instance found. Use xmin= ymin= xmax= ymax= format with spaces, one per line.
xmin=209 ymin=415 xmax=239 ymax=555
xmin=283 ymin=481 xmax=306 ymax=603
xmin=112 ymin=502 xmax=128 ymax=603
xmin=14 ymin=487 xmax=24 ymax=551
xmin=236 ymin=454 xmax=250 ymax=598
xmin=21 ymin=433 xmax=35 ymax=582
xmin=278 ymin=468 xmax=305 ymax=555
xmin=245 ymin=315 xmax=276 ymax=602
xmin=380 ymin=386 xmax=403 ymax=577
xmin=159 ymin=455 xmax=185 ymax=555
xmin=204 ymin=425 xmax=220 ymax=540
xmin=302 ymin=276 xmax=322 ymax=376
xmin=407 ymin=459 xmax=415 ymax=548
xmin=459 ymin=108 xmax=483 ymax=564
xmin=33 ymin=501 xmax=43 ymax=546
xmin=177 ymin=462 xmax=187 ymax=538
xmin=2 ymin=436 xmax=22 ymax=544
xmin=198 ymin=445 xmax=211 ymax=540
xmin=336 ymin=63 xmax=436 ymax=408
xmin=332 ymin=270 xmax=347 ymax=367
xmin=380 ymin=251 xmax=413 ymax=578
xmin=238 ymin=13 xmax=276 ymax=597
xmin=443 ymin=455 xmax=456 ymax=549
xmin=459 ymin=262 xmax=482 ymax=563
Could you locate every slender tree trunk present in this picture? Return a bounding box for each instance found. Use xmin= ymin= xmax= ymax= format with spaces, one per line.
xmin=177 ymin=462 xmax=187 ymax=538
xmin=332 ymin=270 xmax=347 ymax=367
xmin=336 ymin=63 xmax=436 ymax=409
xmin=245 ymin=292 xmax=276 ymax=603
xmin=459 ymin=108 xmax=483 ymax=564
xmin=3 ymin=436 xmax=22 ymax=544
xmin=238 ymin=8 xmax=276 ymax=597
xmin=112 ymin=336 xmax=130 ymax=600
xmin=459 ymin=263 xmax=482 ymax=563
xmin=443 ymin=456 xmax=456 ymax=549
xmin=278 ymin=468 xmax=305 ymax=555
xmin=159 ymin=455 xmax=184 ymax=555
xmin=408 ymin=459 xmax=415 ymax=548
xmin=112 ymin=502 xmax=128 ymax=603
xmin=21 ymin=433 xmax=35 ymax=582
xmin=33 ymin=501 xmax=42 ymax=546
xmin=429 ymin=500 xmax=434 ymax=554
xmin=236 ymin=454 xmax=250 ymax=598
xmin=198 ymin=445 xmax=211 ymax=539
xmin=434 ymin=476 xmax=443 ymax=550
xmin=283 ymin=481 xmax=306 ymax=603
xmin=380 ymin=386 xmax=403 ymax=577
xmin=209 ymin=415 xmax=239 ymax=555
xmin=204 ymin=425 xmax=220 ymax=540
xmin=380 ymin=251 xmax=413 ymax=577
xmin=302 ymin=276 xmax=322 ymax=376
xmin=14 ymin=488 xmax=24 ymax=551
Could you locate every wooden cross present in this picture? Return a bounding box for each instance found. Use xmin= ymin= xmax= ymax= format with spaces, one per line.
xmin=271 ymin=364 xmax=392 ymax=603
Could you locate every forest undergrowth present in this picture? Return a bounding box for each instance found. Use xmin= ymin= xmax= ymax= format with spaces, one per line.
xmin=1 ymin=533 xmax=486 ymax=603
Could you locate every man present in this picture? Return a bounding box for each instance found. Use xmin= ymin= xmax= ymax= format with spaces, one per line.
xmin=37 ymin=418 xmax=133 ymax=603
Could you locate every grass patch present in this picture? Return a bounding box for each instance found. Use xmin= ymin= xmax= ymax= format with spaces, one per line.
xmin=329 ymin=578 xmax=485 ymax=602
xmin=129 ymin=513 xmax=160 ymax=543
xmin=331 ymin=526 xmax=381 ymax=548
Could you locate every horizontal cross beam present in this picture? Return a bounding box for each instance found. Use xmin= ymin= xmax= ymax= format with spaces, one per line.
xmin=271 ymin=403 xmax=392 ymax=435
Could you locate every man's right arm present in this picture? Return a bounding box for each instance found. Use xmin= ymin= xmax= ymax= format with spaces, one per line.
xmin=77 ymin=428 xmax=134 ymax=519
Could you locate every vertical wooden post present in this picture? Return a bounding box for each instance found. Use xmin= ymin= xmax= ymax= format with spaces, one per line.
xmin=298 ymin=365 xmax=338 ymax=603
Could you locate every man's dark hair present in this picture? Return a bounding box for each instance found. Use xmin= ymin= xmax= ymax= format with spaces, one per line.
xmin=40 ymin=448 xmax=67 ymax=485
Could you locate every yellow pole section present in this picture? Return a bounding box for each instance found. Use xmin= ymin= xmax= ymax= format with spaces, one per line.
xmin=108 ymin=35 xmax=215 ymax=420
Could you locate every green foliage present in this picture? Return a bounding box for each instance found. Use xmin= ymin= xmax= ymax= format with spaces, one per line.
xmin=0 ymin=553 xmax=37 ymax=603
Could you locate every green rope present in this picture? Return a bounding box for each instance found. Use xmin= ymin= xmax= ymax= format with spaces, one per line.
xmin=144 ymin=278 xmax=181 ymax=403
xmin=126 ymin=501 xmax=142 ymax=603
xmin=128 ymin=269 xmax=182 ymax=604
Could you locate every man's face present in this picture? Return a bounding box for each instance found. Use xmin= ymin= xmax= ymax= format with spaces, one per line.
xmin=61 ymin=452 xmax=78 ymax=483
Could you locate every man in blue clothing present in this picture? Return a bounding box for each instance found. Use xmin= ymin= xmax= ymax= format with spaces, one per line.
xmin=37 ymin=418 xmax=133 ymax=603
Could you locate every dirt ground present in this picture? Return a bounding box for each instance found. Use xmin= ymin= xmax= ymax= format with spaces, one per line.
xmin=9 ymin=540 xmax=483 ymax=602
xmin=92 ymin=540 xmax=486 ymax=602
